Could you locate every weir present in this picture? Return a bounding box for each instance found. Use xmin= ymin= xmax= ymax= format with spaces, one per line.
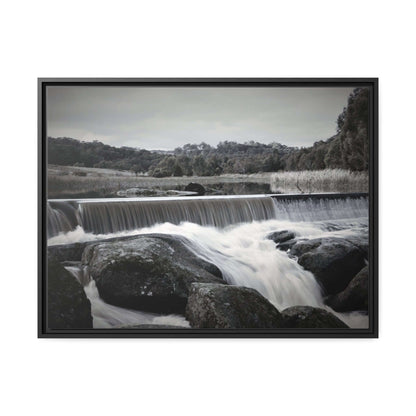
xmin=47 ymin=193 xmax=368 ymax=238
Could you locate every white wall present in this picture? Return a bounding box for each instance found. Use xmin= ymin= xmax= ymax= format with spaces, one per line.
xmin=1 ymin=1 xmax=415 ymax=415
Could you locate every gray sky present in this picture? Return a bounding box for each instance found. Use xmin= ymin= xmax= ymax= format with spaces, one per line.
xmin=46 ymin=86 xmax=354 ymax=150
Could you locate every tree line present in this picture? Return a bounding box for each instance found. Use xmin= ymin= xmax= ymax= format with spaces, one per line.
xmin=48 ymin=87 xmax=369 ymax=176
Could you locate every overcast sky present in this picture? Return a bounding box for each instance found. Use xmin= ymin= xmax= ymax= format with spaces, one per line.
xmin=46 ymin=86 xmax=354 ymax=150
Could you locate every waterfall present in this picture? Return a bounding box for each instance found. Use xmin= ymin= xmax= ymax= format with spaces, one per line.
xmin=47 ymin=201 xmax=81 ymax=238
xmin=51 ymin=194 xmax=369 ymax=329
xmin=47 ymin=193 xmax=368 ymax=238
xmin=269 ymin=195 xmax=368 ymax=222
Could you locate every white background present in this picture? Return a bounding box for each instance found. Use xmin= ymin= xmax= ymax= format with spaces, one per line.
xmin=1 ymin=1 xmax=415 ymax=415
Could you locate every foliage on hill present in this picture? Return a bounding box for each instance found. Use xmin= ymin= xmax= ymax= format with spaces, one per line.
xmin=338 ymin=87 xmax=369 ymax=171
xmin=47 ymin=138 xmax=164 ymax=173
xmin=48 ymin=137 xmax=295 ymax=176
xmin=48 ymin=88 xmax=369 ymax=176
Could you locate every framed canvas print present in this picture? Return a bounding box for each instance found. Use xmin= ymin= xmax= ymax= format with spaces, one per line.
xmin=38 ymin=78 xmax=378 ymax=338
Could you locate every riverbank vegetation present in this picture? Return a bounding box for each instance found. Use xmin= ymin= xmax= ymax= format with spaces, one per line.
xmin=47 ymin=167 xmax=272 ymax=198
xmin=48 ymin=166 xmax=367 ymax=198
xmin=270 ymin=169 xmax=368 ymax=194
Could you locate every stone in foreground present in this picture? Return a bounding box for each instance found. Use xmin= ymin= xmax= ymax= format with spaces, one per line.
xmin=186 ymin=283 xmax=283 ymax=328
xmin=290 ymin=237 xmax=366 ymax=295
xmin=48 ymin=256 xmax=93 ymax=329
xmin=82 ymin=234 xmax=224 ymax=314
xmin=281 ymin=306 xmax=348 ymax=328
xmin=326 ymin=266 xmax=368 ymax=312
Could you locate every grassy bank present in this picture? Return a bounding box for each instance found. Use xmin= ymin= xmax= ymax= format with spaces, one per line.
xmin=47 ymin=165 xmax=272 ymax=198
xmin=270 ymin=169 xmax=368 ymax=194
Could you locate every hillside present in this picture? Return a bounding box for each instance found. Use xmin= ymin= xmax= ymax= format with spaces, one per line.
xmin=48 ymin=88 xmax=369 ymax=176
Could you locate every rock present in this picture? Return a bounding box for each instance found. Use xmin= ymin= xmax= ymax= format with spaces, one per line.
xmin=326 ymin=266 xmax=369 ymax=312
xmin=82 ymin=234 xmax=225 ymax=314
xmin=276 ymin=239 xmax=297 ymax=252
xmin=184 ymin=182 xmax=206 ymax=196
xmin=266 ymin=230 xmax=298 ymax=252
xmin=344 ymin=236 xmax=369 ymax=259
xmin=185 ymin=283 xmax=283 ymax=328
xmin=290 ymin=237 xmax=366 ymax=295
xmin=48 ymin=237 xmax=128 ymax=262
xmin=47 ymin=257 xmax=93 ymax=329
xmin=117 ymin=188 xmax=159 ymax=197
xmin=266 ymin=230 xmax=296 ymax=244
xmin=290 ymin=239 xmax=322 ymax=257
xmin=48 ymin=233 xmax=189 ymax=262
xmin=281 ymin=306 xmax=348 ymax=328
xmin=48 ymin=243 xmax=88 ymax=262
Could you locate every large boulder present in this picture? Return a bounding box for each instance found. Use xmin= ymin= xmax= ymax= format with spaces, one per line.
xmin=47 ymin=257 xmax=93 ymax=329
xmin=184 ymin=182 xmax=206 ymax=196
xmin=185 ymin=283 xmax=283 ymax=328
xmin=326 ymin=266 xmax=369 ymax=312
xmin=290 ymin=237 xmax=366 ymax=295
xmin=281 ymin=306 xmax=348 ymax=328
xmin=82 ymin=234 xmax=224 ymax=314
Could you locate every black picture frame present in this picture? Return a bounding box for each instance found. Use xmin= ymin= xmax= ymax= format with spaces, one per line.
xmin=38 ymin=78 xmax=378 ymax=338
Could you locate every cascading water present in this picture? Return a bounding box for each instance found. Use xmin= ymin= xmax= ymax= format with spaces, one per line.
xmin=48 ymin=194 xmax=369 ymax=329
xmin=270 ymin=196 xmax=368 ymax=222
xmin=133 ymin=220 xmax=369 ymax=328
xmin=47 ymin=201 xmax=80 ymax=237
xmin=47 ymin=193 xmax=368 ymax=238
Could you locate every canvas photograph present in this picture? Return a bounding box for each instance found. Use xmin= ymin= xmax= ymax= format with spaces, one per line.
xmin=39 ymin=79 xmax=377 ymax=337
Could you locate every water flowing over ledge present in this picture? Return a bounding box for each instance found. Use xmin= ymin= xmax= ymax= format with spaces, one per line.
xmin=47 ymin=193 xmax=368 ymax=238
xmin=47 ymin=193 xmax=369 ymax=329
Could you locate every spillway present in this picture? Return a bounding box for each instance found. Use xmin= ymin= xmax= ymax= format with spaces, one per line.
xmin=47 ymin=193 xmax=368 ymax=238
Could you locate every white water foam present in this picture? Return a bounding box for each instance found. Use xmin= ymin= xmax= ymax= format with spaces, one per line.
xmin=59 ymin=217 xmax=368 ymax=328
xmin=133 ymin=221 xmax=369 ymax=329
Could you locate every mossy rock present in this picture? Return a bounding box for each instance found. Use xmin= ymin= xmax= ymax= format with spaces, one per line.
xmin=185 ymin=283 xmax=283 ymax=328
xmin=281 ymin=306 xmax=348 ymax=328
xmin=82 ymin=234 xmax=225 ymax=314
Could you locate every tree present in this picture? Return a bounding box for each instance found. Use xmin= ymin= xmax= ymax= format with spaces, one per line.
xmin=192 ymin=155 xmax=208 ymax=176
xmin=339 ymin=88 xmax=369 ymax=171
xmin=324 ymin=136 xmax=343 ymax=169
xmin=172 ymin=163 xmax=184 ymax=177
